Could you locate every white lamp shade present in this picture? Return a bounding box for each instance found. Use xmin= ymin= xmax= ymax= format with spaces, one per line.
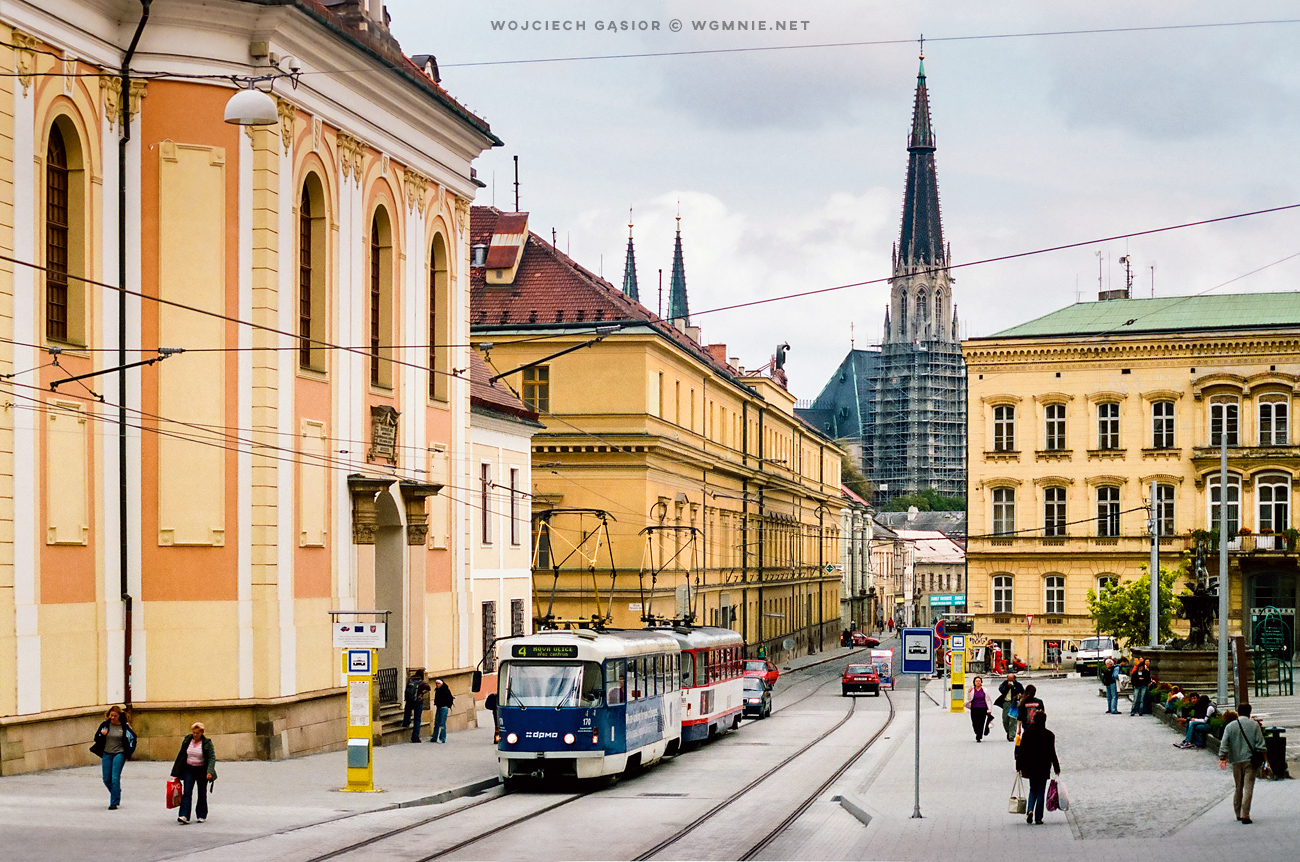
xmin=224 ymin=88 xmax=279 ymax=126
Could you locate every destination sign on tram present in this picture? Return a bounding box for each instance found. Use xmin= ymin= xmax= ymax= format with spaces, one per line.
xmin=512 ymin=644 xmax=580 ymax=659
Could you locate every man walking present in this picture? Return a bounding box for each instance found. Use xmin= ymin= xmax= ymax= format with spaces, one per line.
xmin=1220 ymin=703 xmax=1268 ymax=823
xmin=1129 ymin=658 xmax=1152 ymax=716
xmin=429 ymin=678 xmax=455 ymax=743
xmin=996 ymin=673 xmax=1024 ymax=742
xmin=1101 ymin=658 xmax=1120 ymax=714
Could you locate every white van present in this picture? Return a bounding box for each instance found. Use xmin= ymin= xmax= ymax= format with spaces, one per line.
xmin=1074 ymin=636 xmax=1123 ymax=675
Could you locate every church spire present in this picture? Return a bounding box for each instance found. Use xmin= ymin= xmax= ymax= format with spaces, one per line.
xmin=897 ymin=52 xmax=944 ymax=268
xmin=622 ymin=212 xmax=639 ymax=300
xmin=668 ymin=214 xmax=688 ymax=323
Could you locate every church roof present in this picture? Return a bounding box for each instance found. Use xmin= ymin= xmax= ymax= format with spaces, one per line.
xmin=897 ymin=57 xmax=944 ymax=267
xmin=980 ymin=293 xmax=1300 ymax=340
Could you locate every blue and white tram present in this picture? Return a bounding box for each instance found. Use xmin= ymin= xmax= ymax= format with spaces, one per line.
xmin=661 ymin=626 xmax=746 ymax=743
xmin=496 ymin=628 xmax=682 ymax=782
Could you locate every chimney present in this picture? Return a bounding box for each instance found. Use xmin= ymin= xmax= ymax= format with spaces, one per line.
xmin=705 ymin=344 xmax=728 ymax=365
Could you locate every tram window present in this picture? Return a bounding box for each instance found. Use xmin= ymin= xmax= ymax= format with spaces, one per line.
xmin=648 ymin=656 xmax=658 ymax=697
xmin=680 ymin=653 xmax=693 ymax=689
xmin=501 ymin=661 xmax=602 ymax=708
xmin=606 ymin=659 xmax=626 ymax=705
xmin=657 ymin=655 xmax=667 ymax=694
xmin=627 ymin=659 xmax=641 ymax=701
xmin=669 ymin=654 xmax=677 ymax=691
xmin=581 ymin=662 xmax=604 ymax=707
xmin=637 ymin=657 xmax=648 ymax=699
xmin=696 ymin=651 xmax=707 ymax=687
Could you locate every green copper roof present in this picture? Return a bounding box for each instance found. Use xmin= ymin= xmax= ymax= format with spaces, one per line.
xmin=983 ymin=293 xmax=1300 ymax=339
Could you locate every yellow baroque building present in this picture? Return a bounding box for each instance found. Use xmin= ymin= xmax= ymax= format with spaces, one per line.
xmin=963 ymin=293 xmax=1300 ymax=668
xmin=470 ymin=208 xmax=846 ymax=662
xmin=0 ymin=1 xmax=498 ymax=772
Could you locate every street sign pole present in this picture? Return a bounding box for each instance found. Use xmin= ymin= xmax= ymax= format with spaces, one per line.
xmin=901 ymin=627 xmax=935 ymax=819
xmin=330 ymin=610 xmax=390 ymax=793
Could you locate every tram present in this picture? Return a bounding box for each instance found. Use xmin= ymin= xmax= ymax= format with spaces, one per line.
xmin=495 ymin=628 xmax=682 ymax=783
xmin=660 ymin=626 xmax=746 ymax=744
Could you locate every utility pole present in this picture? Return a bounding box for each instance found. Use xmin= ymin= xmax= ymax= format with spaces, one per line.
xmin=1217 ymin=428 xmax=1230 ymax=704
xmin=1149 ymin=480 xmax=1159 ymax=647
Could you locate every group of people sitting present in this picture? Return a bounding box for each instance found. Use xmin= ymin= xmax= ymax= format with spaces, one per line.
xmin=1165 ymin=686 xmax=1217 ymax=749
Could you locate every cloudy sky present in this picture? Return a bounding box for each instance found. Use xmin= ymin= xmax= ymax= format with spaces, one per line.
xmin=386 ymin=1 xmax=1300 ymax=402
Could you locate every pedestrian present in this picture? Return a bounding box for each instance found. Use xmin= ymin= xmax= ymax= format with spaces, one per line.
xmin=1177 ymin=694 xmax=1215 ymax=749
xmin=887 ymin=618 xmax=894 ymax=633
xmin=89 ymin=704 xmax=137 ymax=810
xmin=170 ymin=722 xmax=217 ymax=825
xmin=403 ymin=671 xmax=431 ymax=743
xmin=484 ymin=690 xmax=500 ymax=736
xmin=1219 ymin=703 xmax=1268 ymax=824
xmin=1017 ymin=684 xmax=1045 ymax=741
xmin=1101 ymin=658 xmax=1120 ymax=714
xmin=995 ymin=673 xmax=1024 ymax=742
xmin=1130 ymin=658 xmax=1152 ymax=716
xmin=964 ymin=676 xmax=991 ymax=742
xmin=429 ymin=678 xmax=454 ymax=743
xmin=1015 ymin=710 xmax=1061 ymax=825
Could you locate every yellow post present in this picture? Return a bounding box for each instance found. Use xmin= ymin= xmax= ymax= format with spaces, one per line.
xmin=949 ymin=634 xmax=966 ymax=713
xmin=342 ymin=648 xmax=380 ymax=792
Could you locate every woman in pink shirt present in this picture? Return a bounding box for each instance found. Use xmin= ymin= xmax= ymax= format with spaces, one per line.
xmin=170 ymin=722 xmax=217 ymax=824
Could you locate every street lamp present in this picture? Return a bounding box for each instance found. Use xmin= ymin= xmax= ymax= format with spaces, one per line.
xmin=224 ymin=86 xmax=279 ymax=125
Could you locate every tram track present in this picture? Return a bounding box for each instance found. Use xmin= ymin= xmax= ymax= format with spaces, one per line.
xmin=633 ymin=688 xmax=895 ymax=861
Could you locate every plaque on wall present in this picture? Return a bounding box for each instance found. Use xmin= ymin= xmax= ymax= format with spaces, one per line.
xmin=368 ymin=405 xmax=399 ymax=464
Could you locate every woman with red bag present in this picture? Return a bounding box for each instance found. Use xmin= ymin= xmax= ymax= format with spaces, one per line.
xmin=170 ymin=722 xmax=217 ymax=824
xmin=1014 ymin=710 xmax=1061 ymax=825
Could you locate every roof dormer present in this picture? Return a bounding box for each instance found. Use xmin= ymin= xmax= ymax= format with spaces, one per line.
xmin=485 ymin=211 xmax=529 ymax=285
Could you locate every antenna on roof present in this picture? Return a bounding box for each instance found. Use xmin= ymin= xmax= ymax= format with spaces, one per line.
xmin=552 ymin=227 xmax=557 ymax=248
xmin=658 ymin=269 xmax=663 ymax=318
xmin=513 ymin=155 xmax=520 ymax=212
xmin=1150 ymin=263 xmax=1156 ymax=298
xmin=850 ymin=322 xmax=855 ymax=349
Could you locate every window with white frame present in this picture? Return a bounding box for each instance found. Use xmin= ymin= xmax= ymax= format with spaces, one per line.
xmin=1152 ymin=400 xmax=1175 ymax=449
xmin=1044 ymin=575 xmax=1065 ymax=614
xmin=993 ymin=575 xmax=1014 ymax=613
xmin=993 ymin=405 xmax=1015 ymax=452
xmin=992 ymin=487 xmax=1015 ymax=535
xmin=1209 ymin=397 xmax=1239 ymax=447
xmin=1155 ymin=483 xmax=1175 ymax=536
xmin=1044 ymin=403 xmax=1066 ymax=451
xmin=1259 ymin=395 xmax=1289 ymax=446
xmin=1258 ymin=474 xmax=1290 ymax=533
xmin=1097 ymin=575 xmax=1118 ymax=594
xmin=1207 ymin=473 xmax=1241 ymax=534
xmin=1044 ymin=486 xmax=1067 ymax=537
xmin=1097 ymin=485 xmax=1121 ymax=537
xmin=509 ymin=467 xmax=521 ymax=545
xmin=1097 ymin=402 xmax=1120 ymax=450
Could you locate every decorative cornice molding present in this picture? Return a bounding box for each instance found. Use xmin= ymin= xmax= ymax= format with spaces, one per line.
xmin=1033 ymin=392 xmax=1075 ymax=404
xmin=1140 ymin=389 xmax=1183 ymax=402
xmin=964 ymin=334 xmax=1300 ymax=368
xmin=403 ymin=168 xmax=429 ymax=213
xmin=980 ymin=394 xmax=1022 ymax=406
xmin=1084 ymin=475 xmax=1128 ymax=487
xmin=1085 ymin=390 xmax=1128 ymax=404
xmin=336 ymin=131 xmax=364 ymax=186
xmin=98 ymin=78 xmax=148 ymax=129
xmin=1032 ymin=475 xmax=1075 ymax=487
xmin=12 ymin=30 xmax=37 ymax=95
xmin=275 ymin=96 xmax=297 ymax=155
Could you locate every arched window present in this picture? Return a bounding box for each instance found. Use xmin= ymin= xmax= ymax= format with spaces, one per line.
xmin=429 ymin=234 xmax=449 ymax=400
xmin=1207 ymin=473 xmax=1241 ymax=535
xmin=1155 ymin=483 xmax=1175 ymax=536
xmin=1258 ymin=474 xmax=1290 ymax=533
xmin=1044 ymin=403 xmax=1066 ymax=450
xmin=369 ymin=209 xmax=394 ymax=387
xmin=993 ymin=404 xmax=1015 ymax=452
xmin=1097 ymin=486 xmax=1121 ymax=537
xmin=1097 ymin=402 xmax=1120 ymax=450
xmin=298 ymin=176 xmax=326 ymax=370
xmin=993 ymin=575 xmax=1013 ymax=613
xmin=992 ymin=487 xmax=1015 ymax=535
xmin=1210 ymin=396 xmax=1239 ymax=447
xmin=45 ymin=121 xmax=86 ymax=344
xmin=1259 ymin=394 xmax=1289 ymax=446
xmin=916 ymin=291 xmax=928 ymax=338
xmin=1044 ymin=575 xmax=1065 ymax=614
xmin=1044 ymin=486 xmax=1066 ymax=537
xmin=898 ymin=294 xmax=908 ymax=340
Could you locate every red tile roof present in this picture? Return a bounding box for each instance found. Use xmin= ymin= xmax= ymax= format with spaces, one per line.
xmin=469 ymin=351 xmax=540 ymax=424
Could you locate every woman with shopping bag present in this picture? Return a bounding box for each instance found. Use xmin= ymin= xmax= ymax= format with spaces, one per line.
xmin=170 ymin=722 xmax=217 ymax=825
xmin=1015 ymin=710 xmax=1061 ymax=825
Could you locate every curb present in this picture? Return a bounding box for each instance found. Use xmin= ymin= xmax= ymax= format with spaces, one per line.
xmin=838 ymin=790 xmax=876 ymax=826
xmin=395 ymin=775 xmax=501 ymax=809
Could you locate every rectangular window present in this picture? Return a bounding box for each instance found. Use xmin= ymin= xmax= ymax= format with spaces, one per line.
xmin=1210 ymin=399 xmax=1238 ymax=447
xmin=510 ymin=598 xmax=525 ymax=637
xmin=1044 ymin=403 xmax=1065 ymax=451
xmin=480 ymin=463 xmax=492 ymax=545
xmin=1156 ymin=483 xmax=1175 ymax=536
xmin=482 ymin=601 xmax=497 ymax=673
xmin=1152 ymin=400 xmax=1175 ymax=449
xmin=1209 ymin=477 xmax=1240 ymax=535
xmin=522 ymin=365 xmax=550 ymax=413
xmin=1097 ymin=486 xmax=1121 ymax=537
xmin=993 ymin=575 xmax=1013 ymax=614
xmin=46 ymin=130 xmax=70 ymax=342
xmin=1044 ymin=486 xmax=1066 ymax=537
xmin=298 ymin=189 xmax=313 ymax=368
xmin=992 ymin=487 xmax=1015 ymax=536
xmin=993 ymin=405 xmax=1015 ymax=452
xmin=509 ymin=468 xmax=521 ymax=545
xmin=1097 ymin=402 xmax=1120 ymax=450
xmin=1260 ymin=398 xmax=1289 ymax=446
xmin=1044 ymin=576 xmax=1065 ymax=614
xmin=370 ymin=222 xmax=382 ymax=386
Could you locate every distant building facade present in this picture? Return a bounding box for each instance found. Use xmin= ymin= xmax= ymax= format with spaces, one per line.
xmin=798 ymin=57 xmax=965 ymax=505
xmin=964 ymin=293 xmax=1300 ymax=669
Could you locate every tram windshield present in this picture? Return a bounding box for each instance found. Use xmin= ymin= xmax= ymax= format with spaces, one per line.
xmin=500 ymin=661 xmax=604 ymax=708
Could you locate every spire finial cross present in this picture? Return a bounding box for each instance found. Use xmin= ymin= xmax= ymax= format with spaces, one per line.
xmin=919 ymin=34 xmax=924 ymax=59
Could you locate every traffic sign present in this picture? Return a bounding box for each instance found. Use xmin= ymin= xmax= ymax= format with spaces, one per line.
xmin=933 ymin=619 xmax=946 ymax=639
xmin=902 ymin=627 xmax=935 ymax=674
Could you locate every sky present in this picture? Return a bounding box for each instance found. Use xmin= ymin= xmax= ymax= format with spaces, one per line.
xmin=384 ymin=1 xmax=1300 ymax=402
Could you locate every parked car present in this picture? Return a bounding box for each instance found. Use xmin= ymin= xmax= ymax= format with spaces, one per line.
xmin=851 ymin=631 xmax=880 ymax=648
xmin=742 ymin=676 xmax=772 ymax=719
xmin=841 ymin=663 xmax=881 ymax=696
xmin=1074 ymin=636 xmax=1124 ymax=675
xmin=743 ymin=658 xmax=780 ymax=685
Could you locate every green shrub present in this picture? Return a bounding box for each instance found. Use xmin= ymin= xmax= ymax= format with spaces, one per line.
xmin=1208 ymin=716 xmax=1227 ymax=736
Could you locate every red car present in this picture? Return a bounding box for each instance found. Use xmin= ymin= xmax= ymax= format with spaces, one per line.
xmin=851 ymin=632 xmax=880 ymax=648
xmin=842 ymin=663 xmax=881 ymax=696
xmin=743 ymin=659 xmax=780 ymax=685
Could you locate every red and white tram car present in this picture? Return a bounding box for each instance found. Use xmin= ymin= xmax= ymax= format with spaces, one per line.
xmin=661 ymin=626 xmax=746 ymax=744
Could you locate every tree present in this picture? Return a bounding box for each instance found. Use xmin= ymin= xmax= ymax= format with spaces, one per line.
xmin=884 ymin=488 xmax=966 ymax=512
xmin=1085 ymin=567 xmax=1178 ymax=648
xmin=840 ymin=451 xmax=872 ymax=501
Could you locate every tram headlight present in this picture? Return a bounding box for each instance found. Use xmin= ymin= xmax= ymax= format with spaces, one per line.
xmin=506 ymin=732 xmax=518 ymax=745
xmin=563 ymin=733 xmax=576 ymax=745
xmin=592 ymin=733 xmax=599 ymax=744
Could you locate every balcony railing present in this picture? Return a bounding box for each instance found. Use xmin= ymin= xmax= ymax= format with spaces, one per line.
xmin=1185 ymin=533 xmax=1297 ymax=554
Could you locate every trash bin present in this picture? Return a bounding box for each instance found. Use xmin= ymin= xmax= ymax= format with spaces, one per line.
xmin=1264 ymin=727 xmax=1288 ymax=779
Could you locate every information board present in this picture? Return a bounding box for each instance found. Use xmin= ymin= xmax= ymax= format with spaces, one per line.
xmin=902 ymin=627 xmax=935 ymax=675
xmin=333 ymin=623 xmax=387 ymax=649
xmin=512 ymin=643 xmax=579 ymax=659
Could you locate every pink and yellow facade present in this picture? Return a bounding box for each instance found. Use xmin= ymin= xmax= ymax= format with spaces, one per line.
xmin=0 ymin=0 xmax=498 ymax=772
